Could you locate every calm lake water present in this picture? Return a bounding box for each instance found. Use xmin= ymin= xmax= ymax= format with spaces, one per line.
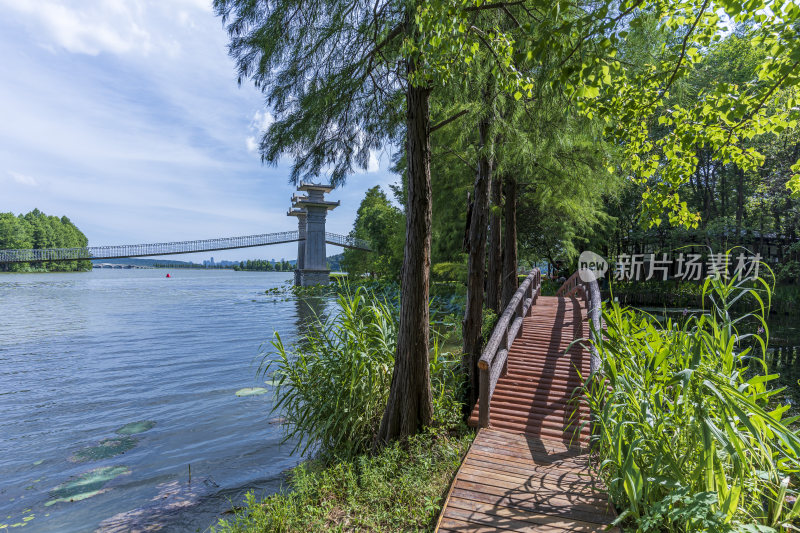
xmin=2 ymin=270 xmax=797 ymax=532
xmin=0 ymin=269 xmax=330 ymax=532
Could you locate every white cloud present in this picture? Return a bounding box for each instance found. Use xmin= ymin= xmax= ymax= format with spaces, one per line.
xmin=368 ymin=152 xmax=380 ymax=172
xmin=245 ymin=109 xmax=274 ymax=155
xmin=8 ymin=171 xmax=38 ymax=187
xmin=0 ymin=0 xmax=152 ymax=55
xmin=251 ymin=110 xmax=275 ymax=131
xmin=0 ymin=0 xmax=209 ymax=57
xmin=245 ymin=136 xmax=259 ymax=154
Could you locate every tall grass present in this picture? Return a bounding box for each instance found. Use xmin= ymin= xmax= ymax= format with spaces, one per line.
xmin=583 ymin=273 xmax=800 ymax=531
xmin=263 ymin=286 xmax=463 ymax=459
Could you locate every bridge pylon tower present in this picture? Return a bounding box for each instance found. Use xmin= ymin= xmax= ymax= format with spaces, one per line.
xmin=289 ymin=182 xmax=340 ymax=286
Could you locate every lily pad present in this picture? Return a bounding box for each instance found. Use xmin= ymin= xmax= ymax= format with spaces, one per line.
xmin=45 ymin=466 xmax=130 ymax=507
xmin=69 ymin=436 xmax=137 ymax=463
xmin=235 ymin=387 xmax=268 ymax=397
xmin=115 ymin=420 xmax=156 ymax=436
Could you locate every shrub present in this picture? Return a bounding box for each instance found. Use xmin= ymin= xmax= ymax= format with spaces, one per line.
xmin=431 ymin=262 xmax=467 ymax=283
xmin=264 ymin=286 xmax=463 ymax=459
xmin=583 ymin=274 xmax=800 ymax=531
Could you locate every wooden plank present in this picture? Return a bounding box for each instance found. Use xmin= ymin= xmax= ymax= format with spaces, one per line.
xmin=464 ymin=451 xmax=593 ymax=478
xmin=479 ymin=428 xmax=581 ymax=449
xmin=470 ymin=442 xmax=592 ymax=466
xmin=459 ymin=463 xmax=608 ymax=501
xmin=436 ymin=295 xmax=616 ymax=533
xmin=467 ymin=449 xmax=591 ymax=477
xmin=450 ymin=487 xmax=613 ymax=525
xmin=453 ymin=479 xmax=611 ymax=515
xmin=457 ymin=469 xmax=608 ymax=503
xmin=445 ymin=498 xmax=610 ymax=532
xmin=475 ymin=432 xmax=584 ymax=456
xmin=463 ymin=454 xmax=593 ymax=480
xmin=443 ymin=506 xmax=594 ymax=533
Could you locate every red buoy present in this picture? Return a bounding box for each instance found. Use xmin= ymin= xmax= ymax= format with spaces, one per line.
xmin=166 ymin=273 xmax=171 ymax=278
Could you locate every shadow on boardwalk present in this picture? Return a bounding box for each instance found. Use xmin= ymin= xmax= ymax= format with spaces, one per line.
xmin=439 ymin=296 xmax=618 ymax=532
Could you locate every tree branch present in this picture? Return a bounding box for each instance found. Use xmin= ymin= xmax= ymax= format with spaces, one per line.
xmin=369 ymin=24 xmax=403 ymax=58
xmin=430 ymin=108 xmax=470 ymax=133
xmin=464 ymin=1 xmax=525 ymax=13
xmin=649 ymin=0 xmax=710 ymax=106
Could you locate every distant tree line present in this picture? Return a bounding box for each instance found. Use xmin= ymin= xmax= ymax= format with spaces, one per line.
xmin=233 ymin=259 xmax=294 ymax=271
xmin=151 ymin=262 xmax=233 ymax=269
xmin=0 ymin=209 xmax=91 ymax=272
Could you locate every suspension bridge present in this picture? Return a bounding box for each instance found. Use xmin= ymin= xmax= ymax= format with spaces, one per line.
xmin=0 ymin=231 xmax=369 ymax=264
xmin=0 ymin=183 xmax=371 ymax=286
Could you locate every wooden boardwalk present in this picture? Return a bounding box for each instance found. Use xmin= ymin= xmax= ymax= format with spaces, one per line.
xmin=436 ymin=295 xmax=618 ymax=532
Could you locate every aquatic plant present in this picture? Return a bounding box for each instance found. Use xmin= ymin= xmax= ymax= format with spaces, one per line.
xmin=234 ymin=387 xmax=268 ymax=397
xmin=46 ymin=466 xmax=130 ymax=506
xmin=582 ymin=273 xmax=800 ymax=531
xmin=115 ymin=420 xmax=156 ymax=435
xmin=69 ymin=437 xmax=137 ymax=463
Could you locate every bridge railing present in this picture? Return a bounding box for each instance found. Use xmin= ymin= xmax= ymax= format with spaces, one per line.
xmin=556 ymin=270 xmax=602 ymax=374
xmin=477 ymin=268 xmax=541 ymax=427
xmin=324 ymin=232 xmax=371 ymax=251
xmin=0 ymin=231 xmax=372 ymax=264
xmin=0 ymin=231 xmax=308 ymax=263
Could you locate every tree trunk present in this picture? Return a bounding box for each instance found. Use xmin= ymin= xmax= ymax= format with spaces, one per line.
xmin=501 ymin=175 xmax=518 ymax=309
xmin=487 ymin=172 xmax=502 ymax=312
xmin=736 ymin=167 xmax=744 ymax=237
xmin=376 ymin=81 xmax=433 ymax=444
xmin=462 ymin=116 xmax=493 ymax=410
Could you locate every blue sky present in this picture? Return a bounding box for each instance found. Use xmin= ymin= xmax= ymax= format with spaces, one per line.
xmin=0 ymin=0 xmax=399 ymax=262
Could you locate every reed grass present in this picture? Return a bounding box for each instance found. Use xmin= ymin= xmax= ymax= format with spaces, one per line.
xmin=262 ymin=285 xmax=464 ymax=459
xmin=583 ymin=273 xmax=800 ymax=531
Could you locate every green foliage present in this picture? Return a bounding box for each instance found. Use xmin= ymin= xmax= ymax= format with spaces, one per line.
xmin=234 ymin=259 xmax=293 ymax=272
xmin=263 ymin=286 xmax=463 ymax=459
xmin=583 ymin=273 xmax=800 ymax=531
xmin=480 ymin=307 xmax=498 ymax=344
xmin=431 ymin=261 xmax=467 ymax=283
xmin=341 ymin=187 xmax=404 ymax=278
xmin=0 ymin=209 xmax=91 ymax=272
xmin=213 ymin=0 xmax=404 ymax=185
xmin=212 ymin=427 xmax=473 ymax=533
xmin=411 ymin=0 xmax=800 ymax=229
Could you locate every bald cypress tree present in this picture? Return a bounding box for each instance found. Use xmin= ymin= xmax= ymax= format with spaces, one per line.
xmin=214 ymin=0 xmax=439 ymax=443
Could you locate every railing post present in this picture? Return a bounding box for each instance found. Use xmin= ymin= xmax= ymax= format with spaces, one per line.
xmin=479 ymin=365 xmax=490 ymax=427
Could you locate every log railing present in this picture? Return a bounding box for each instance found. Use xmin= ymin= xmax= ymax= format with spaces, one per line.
xmin=556 ymin=270 xmax=603 ymax=374
xmin=477 ymin=268 xmax=541 ymax=427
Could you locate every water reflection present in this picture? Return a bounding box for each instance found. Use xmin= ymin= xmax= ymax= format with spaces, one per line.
xmin=294 ymin=295 xmax=328 ymax=341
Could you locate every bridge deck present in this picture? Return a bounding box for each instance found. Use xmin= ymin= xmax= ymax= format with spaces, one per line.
xmin=436 ymin=296 xmax=618 ymax=532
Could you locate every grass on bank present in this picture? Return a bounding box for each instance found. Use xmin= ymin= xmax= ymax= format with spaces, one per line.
xmin=214 ymin=427 xmax=472 ymax=532
xmin=214 ymin=285 xmax=471 ymax=532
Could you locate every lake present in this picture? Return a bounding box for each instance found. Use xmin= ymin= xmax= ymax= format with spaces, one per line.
xmin=2 ymin=269 xmax=797 ymax=531
xmin=0 ymin=269 xmax=330 ymax=532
